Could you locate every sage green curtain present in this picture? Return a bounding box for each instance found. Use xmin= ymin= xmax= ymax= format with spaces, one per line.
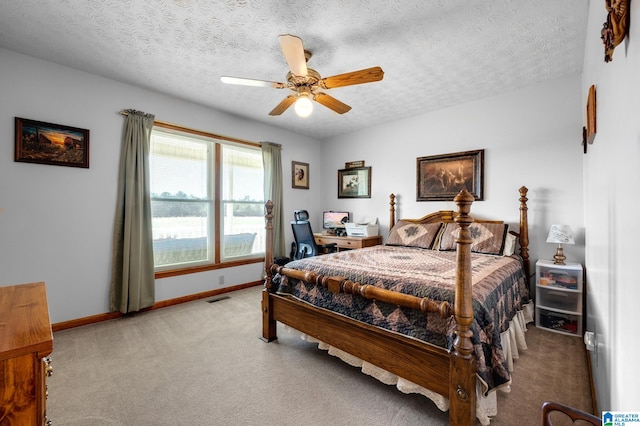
xmin=260 ymin=142 xmax=285 ymax=258
xmin=110 ymin=110 xmax=156 ymax=314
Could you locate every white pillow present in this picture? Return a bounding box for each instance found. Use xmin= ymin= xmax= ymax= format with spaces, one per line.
xmin=503 ymin=233 xmax=517 ymax=256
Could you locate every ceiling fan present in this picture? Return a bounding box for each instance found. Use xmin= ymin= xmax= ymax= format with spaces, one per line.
xmin=220 ymin=34 xmax=384 ymax=117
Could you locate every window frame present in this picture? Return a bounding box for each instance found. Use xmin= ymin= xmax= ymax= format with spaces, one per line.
xmin=150 ymin=121 xmax=265 ymax=279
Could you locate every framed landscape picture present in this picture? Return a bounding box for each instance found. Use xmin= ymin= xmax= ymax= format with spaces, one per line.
xmin=416 ymin=149 xmax=484 ymax=201
xmin=338 ymin=166 xmax=371 ymax=198
xmin=15 ymin=117 xmax=89 ymax=168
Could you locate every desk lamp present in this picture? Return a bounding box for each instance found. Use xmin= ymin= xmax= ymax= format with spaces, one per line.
xmin=546 ymin=224 xmax=575 ymax=265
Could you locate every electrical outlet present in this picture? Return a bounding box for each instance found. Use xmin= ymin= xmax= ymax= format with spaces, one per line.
xmin=218 ymin=275 xmax=225 ymax=286
xmin=584 ymin=331 xmax=596 ymax=351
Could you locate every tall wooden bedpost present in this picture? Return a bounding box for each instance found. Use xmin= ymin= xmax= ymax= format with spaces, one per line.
xmin=389 ymin=193 xmax=396 ymax=228
xmin=261 ymin=200 xmax=277 ymax=342
xmin=450 ymin=189 xmax=476 ymax=426
xmin=518 ymin=186 xmax=530 ymax=285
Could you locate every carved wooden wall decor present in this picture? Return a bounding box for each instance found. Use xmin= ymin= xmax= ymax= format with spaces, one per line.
xmin=586 ymin=85 xmax=597 ymax=144
xmin=601 ymin=0 xmax=630 ymax=62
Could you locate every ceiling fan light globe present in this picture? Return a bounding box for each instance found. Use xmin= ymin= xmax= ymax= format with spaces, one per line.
xmin=295 ymin=96 xmax=313 ymax=117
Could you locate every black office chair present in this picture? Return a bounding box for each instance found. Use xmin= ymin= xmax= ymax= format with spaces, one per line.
xmin=290 ymin=210 xmax=337 ymax=260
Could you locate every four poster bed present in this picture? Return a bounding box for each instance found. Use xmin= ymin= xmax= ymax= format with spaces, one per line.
xmin=261 ymin=187 xmax=532 ymax=426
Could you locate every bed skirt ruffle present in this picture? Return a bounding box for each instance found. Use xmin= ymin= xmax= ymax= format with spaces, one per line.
xmin=289 ymin=301 xmax=534 ymax=426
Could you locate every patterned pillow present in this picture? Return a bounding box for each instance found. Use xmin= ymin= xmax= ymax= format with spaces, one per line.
xmin=386 ymin=221 xmax=443 ymax=249
xmin=437 ymin=222 xmax=509 ymax=255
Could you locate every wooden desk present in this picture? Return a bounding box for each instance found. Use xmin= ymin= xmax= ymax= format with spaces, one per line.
xmin=314 ymin=233 xmax=382 ymax=251
xmin=0 ymin=282 xmax=53 ymax=425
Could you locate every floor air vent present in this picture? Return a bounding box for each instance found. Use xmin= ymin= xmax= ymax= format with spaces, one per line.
xmin=207 ymin=296 xmax=230 ymax=304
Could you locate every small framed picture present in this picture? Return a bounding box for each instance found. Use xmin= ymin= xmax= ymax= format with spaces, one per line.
xmin=292 ymin=161 xmax=309 ymax=189
xmin=15 ymin=117 xmax=90 ymax=168
xmin=345 ymin=160 xmax=365 ymax=169
xmin=338 ymin=166 xmax=371 ymax=198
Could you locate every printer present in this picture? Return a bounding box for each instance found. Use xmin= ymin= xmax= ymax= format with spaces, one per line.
xmin=345 ymin=217 xmax=379 ymax=237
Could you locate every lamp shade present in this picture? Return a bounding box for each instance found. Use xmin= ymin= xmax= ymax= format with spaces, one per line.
xmin=546 ymin=224 xmax=575 ymax=244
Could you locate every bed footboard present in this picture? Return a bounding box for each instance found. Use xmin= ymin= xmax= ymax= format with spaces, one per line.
xmin=272 ymin=266 xmax=454 ymax=317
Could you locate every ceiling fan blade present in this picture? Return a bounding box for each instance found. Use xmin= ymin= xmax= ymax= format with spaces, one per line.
xmin=314 ymin=93 xmax=352 ymax=114
xmin=319 ymin=66 xmax=384 ymax=89
xmin=220 ymin=76 xmax=286 ymax=89
xmin=279 ymin=34 xmax=308 ymax=77
xmin=269 ymin=95 xmax=297 ymax=116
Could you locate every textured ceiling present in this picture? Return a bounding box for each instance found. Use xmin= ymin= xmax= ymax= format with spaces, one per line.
xmin=0 ymin=0 xmax=588 ymax=140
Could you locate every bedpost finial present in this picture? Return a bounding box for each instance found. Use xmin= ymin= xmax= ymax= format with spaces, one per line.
xmin=265 ymin=200 xmax=274 ymax=226
xmin=453 ymin=189 xmax=474 ymax=218
xmin=519 ymin=186 xmax=528 ymax=200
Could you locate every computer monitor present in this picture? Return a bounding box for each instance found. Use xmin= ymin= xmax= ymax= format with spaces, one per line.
xmin=323 ymin=211 xmax=350 ymax=230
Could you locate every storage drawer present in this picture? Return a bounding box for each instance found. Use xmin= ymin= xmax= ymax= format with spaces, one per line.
xmin=537 ymin=287 xmax=580 ymax=313
xmin=538 ymin=308 xmax=580 ymax=335
xmin=538 ymin=268 xmax=581 ymax=290
xmin=315 ymin=236 xmax=358 ymax=249
xmin=314 ymin=234 xmax=382 ymax=252
xmin=314 ymin=237 xmax=330 ymax=245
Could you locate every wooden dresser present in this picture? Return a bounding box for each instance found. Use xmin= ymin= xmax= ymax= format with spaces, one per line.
xmin=0 ymin=282 xmax=53 ymax=425
xmin=314 ymin=233 xmax=382 ymax=251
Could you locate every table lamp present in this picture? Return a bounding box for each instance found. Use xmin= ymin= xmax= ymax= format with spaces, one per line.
xmin=546 ymin=224 xmax=575 ymax=265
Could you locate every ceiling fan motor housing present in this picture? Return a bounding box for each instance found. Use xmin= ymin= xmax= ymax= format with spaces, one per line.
xmin=287 ymin=68 xmax=321 ymax=90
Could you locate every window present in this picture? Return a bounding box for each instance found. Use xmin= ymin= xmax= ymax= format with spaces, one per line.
xmin=149 ymin=126 xmax=264 ymax=272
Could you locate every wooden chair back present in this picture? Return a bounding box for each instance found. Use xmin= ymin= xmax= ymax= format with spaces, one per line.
xmin=541 ymin=401 xmax=601 ymax=426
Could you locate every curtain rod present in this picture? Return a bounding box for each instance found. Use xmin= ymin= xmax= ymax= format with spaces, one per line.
xmin=118 ymin=110 xmax=259 ymax=147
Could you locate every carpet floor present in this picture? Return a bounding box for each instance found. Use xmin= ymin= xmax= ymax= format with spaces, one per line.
xmin=47 ymin=286 xmax=593 ymax=425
